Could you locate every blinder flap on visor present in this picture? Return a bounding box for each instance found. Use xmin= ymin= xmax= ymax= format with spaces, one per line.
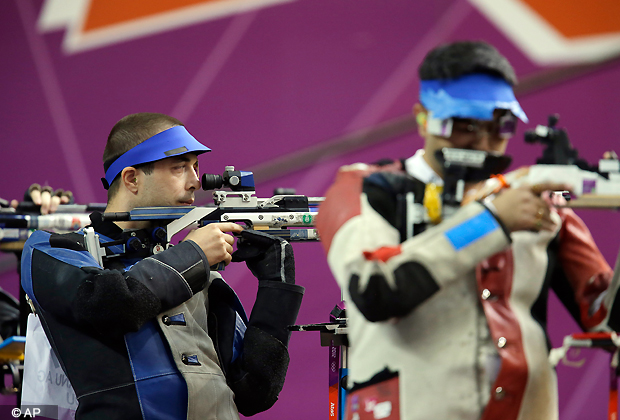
xmin=102 ymin=126 xmax=210 ymax=190
xmin=426 ymin=111 xmax=518 ymax=139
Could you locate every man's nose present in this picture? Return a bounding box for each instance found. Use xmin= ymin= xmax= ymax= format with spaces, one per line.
xmin=188 ymin=169 xmax=201 ymax=190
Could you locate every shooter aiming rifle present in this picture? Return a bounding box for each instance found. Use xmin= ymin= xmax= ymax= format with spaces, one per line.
xmin=0 ymin=167 xmax=323 ymax=396
xmin=84 ymin=166 xmax=323 ymax=267
xmin=287 ymin=114 xmax=620 ymax=420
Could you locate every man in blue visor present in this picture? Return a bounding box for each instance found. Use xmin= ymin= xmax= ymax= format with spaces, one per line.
xmin=317 ymin=42 xmax=616 ymax=420
xmin=21 ymin=113 xmax=304 ymax=419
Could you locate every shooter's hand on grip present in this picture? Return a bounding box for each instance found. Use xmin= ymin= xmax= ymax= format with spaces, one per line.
xmin=183 ymin=222 xmax=243 ymax=267
xmin=232 ymin=230 xmax=295 ymax=284
xmin=491 ymin=182 xmax=571 ymax=232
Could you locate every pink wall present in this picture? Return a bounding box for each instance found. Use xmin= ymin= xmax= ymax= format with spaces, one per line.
xmin=1 ymin=0 xmax=619 ymax=418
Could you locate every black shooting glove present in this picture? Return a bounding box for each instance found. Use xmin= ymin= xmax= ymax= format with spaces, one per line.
xmin=232 ymin=230 xmax=295 ymax=284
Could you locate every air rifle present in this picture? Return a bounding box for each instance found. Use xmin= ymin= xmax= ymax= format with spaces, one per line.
xmin=436 ymin=148 xmax=512 ymax=219
xmin=0 ymin=203 xmax=105 ymax=245
xmin=86 ymin=166 xmax=323 ymax=266
xmin=520 ymin=114 xmax=620 ymax=207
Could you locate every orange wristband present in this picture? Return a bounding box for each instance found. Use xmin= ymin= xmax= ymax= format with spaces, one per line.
xmin=491 ymin=174 xmax=509 ymax=189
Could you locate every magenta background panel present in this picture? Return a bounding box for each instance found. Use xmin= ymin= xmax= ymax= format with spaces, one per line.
xmin=1 ymin=0 xmax=619 ymax=418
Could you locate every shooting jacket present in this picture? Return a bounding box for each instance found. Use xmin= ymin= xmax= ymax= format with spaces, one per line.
xmin=21 ymin=213 xmax=304 ymax=420
xmin=316 ymin=151 xmax=618 ymax=420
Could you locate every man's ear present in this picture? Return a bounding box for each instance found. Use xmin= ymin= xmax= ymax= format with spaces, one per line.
xmin=120 ymin=167 xmax=139 ymax=194
xmin=413 ymin=103 xmax=428 ymax=137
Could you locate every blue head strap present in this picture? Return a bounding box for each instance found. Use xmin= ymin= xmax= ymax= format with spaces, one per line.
xmin=102 ymin=126 xmax=210 ymax=189
xmin=419 ymin=73 xmax=528 ymax=123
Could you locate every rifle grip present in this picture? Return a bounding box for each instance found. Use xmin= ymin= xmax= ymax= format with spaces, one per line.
xmin=211 ymin=262 xmax=225 ymax=271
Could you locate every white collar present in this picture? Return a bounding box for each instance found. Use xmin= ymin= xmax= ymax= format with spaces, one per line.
xmin=404 ymin=149 xmax=444 ymax=186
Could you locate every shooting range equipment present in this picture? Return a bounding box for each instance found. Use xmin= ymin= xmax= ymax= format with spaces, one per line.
xmin=523 ymin=114 xmax=620 ymax=204
xmin=290 ymin=303 xmax=348 ymax=420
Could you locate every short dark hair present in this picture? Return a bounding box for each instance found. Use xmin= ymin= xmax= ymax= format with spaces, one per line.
xmin=418 ymin=41 xmax=517 ymax=85
xmin=103 ymin=113 xmax=184 ymax=200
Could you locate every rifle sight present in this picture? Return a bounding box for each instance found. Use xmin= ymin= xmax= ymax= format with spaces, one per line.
xmin=201 ymin=166 xmax=255 ymax=192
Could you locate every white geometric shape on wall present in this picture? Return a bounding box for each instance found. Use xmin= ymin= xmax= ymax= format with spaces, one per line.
xmin=38 ymin=0 xmax=294 ymax=54
xmin=469 ymin=0 xmax=620 ymax=65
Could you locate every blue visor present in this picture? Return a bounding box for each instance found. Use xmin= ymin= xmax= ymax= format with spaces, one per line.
xmin=420 ymin=73 xmax=528 ymax=123
xmin=102 ymin=126 xmax=210 ymax=189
